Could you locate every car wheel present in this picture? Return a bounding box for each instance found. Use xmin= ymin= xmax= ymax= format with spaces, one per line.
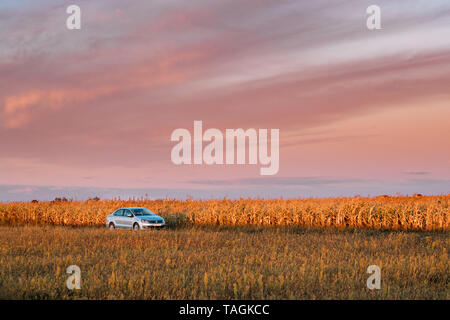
xmin=133 ymin=223 xmax=140 ymax=231
xmin=109 ymin=222 xmax=115 ymax=229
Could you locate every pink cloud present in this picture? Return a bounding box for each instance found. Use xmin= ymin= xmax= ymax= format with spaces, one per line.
xmin=0 ymin=0 xmax=449 ymax=196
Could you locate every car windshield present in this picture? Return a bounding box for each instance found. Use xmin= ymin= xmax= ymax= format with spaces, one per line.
xmin=130 ymin=208 xmax=155 ymax=216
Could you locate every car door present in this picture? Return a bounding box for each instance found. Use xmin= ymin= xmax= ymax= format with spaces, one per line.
xmin=122 ymin=209 xmax=134 ymax=228
xmin=113 ymin=209 xmax=124 ymax=227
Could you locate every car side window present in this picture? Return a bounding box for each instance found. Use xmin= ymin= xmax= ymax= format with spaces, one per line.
xmin=114 ymin=209 xmax=123 ymax=216
xmin=124 ymin=209 xmax=133 ymax=217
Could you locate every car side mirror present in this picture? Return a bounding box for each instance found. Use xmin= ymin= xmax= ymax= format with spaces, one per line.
xmin=127 ymin=213 xmax=133 ymax=217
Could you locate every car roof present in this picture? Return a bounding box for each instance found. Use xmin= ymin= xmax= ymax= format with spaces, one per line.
xmin=121 ymin=207 xmax=146 ymax=210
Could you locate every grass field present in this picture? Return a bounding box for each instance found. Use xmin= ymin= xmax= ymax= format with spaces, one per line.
xmin=0 ymin=226 xmax=448 ymax=299
xmin=0 ymin=196 xmax=448 ymax=299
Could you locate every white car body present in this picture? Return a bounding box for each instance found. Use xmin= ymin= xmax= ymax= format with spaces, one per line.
xmin=106 ymin=207 xmax=165 ymax=230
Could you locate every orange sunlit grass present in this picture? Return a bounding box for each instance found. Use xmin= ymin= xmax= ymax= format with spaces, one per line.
xmin=1 ymin=195 xmax=448 ymax=231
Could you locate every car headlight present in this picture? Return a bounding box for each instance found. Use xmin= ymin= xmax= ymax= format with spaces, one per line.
xmin=141 ymin=219 xmax=151 ymax=223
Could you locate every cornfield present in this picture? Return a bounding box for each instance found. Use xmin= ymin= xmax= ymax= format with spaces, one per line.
xmin=1 ymin=196 xmax=448 ymax=299
xmin=1 ymin=226 xmax=448 ymax=299
xmin=0 ymin=195 xmax=448 ymax=231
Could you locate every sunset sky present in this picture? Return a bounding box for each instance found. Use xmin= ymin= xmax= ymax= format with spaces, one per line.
xmin=1 ymin=0 xmax=449 ymax=201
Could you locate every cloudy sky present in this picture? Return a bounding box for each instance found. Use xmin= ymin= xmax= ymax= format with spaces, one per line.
xmin=1 ymin=0 xmax=449 ymax=201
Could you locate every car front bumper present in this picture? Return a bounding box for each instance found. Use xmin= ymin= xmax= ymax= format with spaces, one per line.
xmin=141 ymin=223 xmax=165 ymax=229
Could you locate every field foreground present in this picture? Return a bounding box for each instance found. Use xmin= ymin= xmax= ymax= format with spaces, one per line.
xmin=0 ymin=226 xmax=448 ymax=299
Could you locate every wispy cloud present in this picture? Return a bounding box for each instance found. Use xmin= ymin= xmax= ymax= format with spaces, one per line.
xmin=7 ymin=186 xmax=36 ymax=194
xmin=187 ymin=177 xmax=375 ymax=186
xmin=402 ymin=171 xmax=430 ymax=176
xmin=1 ymin=179 xmax=448 ymax=202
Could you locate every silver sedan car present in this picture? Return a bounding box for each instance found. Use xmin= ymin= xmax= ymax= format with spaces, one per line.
xmin=106 ymin=207 xmax=165 ymax=230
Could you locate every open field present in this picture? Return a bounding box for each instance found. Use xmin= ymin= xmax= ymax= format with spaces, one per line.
xmin=0 ymin=196 xmax=448 ymax=299
xmin=0 ymin=226 xmax=448 ymax=299
xmin=0 ymin=195 xmax=449 ymax=230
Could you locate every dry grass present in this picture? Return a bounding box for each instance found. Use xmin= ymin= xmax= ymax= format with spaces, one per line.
xmin=0 ymin=195 xmax=448 ymax=231
xmin=1 ymin=196 xmax=447 ymax=299
xmin=0 ymin=226 xmax=448 ymax=299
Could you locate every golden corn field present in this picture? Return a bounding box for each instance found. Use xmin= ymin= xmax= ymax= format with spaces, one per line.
xmin=1 ymin=225 xmax=448 ymax=299
xmin=0 ymin=195 xmax=448 ymax=230
xmin=1 ymin=195 xmax=448 ymax=299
